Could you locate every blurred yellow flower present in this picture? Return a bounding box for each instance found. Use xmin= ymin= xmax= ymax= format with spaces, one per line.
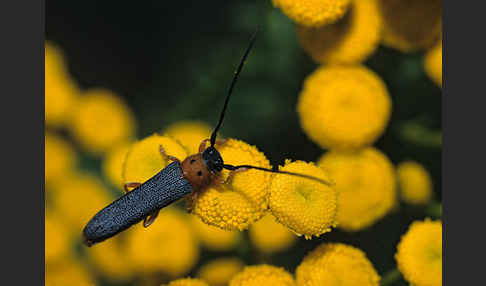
xmin=424 ymin=42 xmax=442 ymax=87
xmin=318 ymin=147 xmax=396 ymax=231
xmin=191 ymin=138 xmax=271 ymax=231
xmin=45 ymin=211 xmax=73 ymax=263
xmin=102 ymin=141 xmax=132 ymax=190
xmin=46 ymin=260 xmax=95 ymax=286
xmin=248 ymin=213 xmax=297 ymax=253
xmin=123 ymin=134 xmax=188 ymax=185
xmin=296 ymin=243 xmax=380 ymax=286
xmin=229 ymin=265 xmax=295 ymax=286
xmin=69 ymin=88 xmax=136 ymax=154
xmin=167 ymin=278 xmax=210 ymax=286
xmin=163 ymin=120 xmax=213 ymax=155
xmin=45 ymin=41 xmax=80 ymax=128
xmin=397 ymin=161 xmax=433 ymax=205
xmin=190 ymin=215 xmax=241 ymax=251
xmin=297 ymin=0 xmax=382 ymax=64
xmin=45 ymin=132 xmax=77 ymax=185
xmin=378 ymin=0 xmax=442 ymax=52
xmin=395 ymin=219 xmax=442 ymax=286
xmin=272 ymin=0 xmax=351 ymax=28
xmin=125 ymin=208 xmax=199 ymax=277
xmin=297 ymin=65 xmax=391 ymax=150
xmin=197 ymin=258 xmax=245 ymax=286
xmin=269 ymin=160 xmax=337 ymax=239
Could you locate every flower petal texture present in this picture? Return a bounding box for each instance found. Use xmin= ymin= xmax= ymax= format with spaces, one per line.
xmin=397 ymin=161 xmax=433 ymax=205
xmin=249 ymin=213 xmax=297 ymax=253
xmin=229 ymin=265 xmax=296 ymax=286
xmin=197 ymin=258 xmax=245 ymax=286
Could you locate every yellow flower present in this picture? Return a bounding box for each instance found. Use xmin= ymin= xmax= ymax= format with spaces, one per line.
xmin=269 ymin=160 xmax=337 ymax=239
xmin=229 ymin=265 xmax=295 ymax=286
xmin=125 ymin=208 xmax=199 ymax=277
xmin=46 ymin=260 xmax=95 ymax=286
xmin=197 ymin=258 xmax=245 ymax=286
xmin=248 ymin=213 xmax=297 ymax=253
xmin=296 ymin=243 xmax=380 ymax=286
xmin=272 ymin=0 xmax=351 ymax=28
xmin=191 ymin=138 xmax=272 ymax=231
xmin=102 ymin=141 xmax=133 ymax=190
xmin=123 ymin=134 xmax=188 ymax=185
xmin=69 ymin=88 xmax=136 ymax=154
xmin=378 ymin=0 xmax=442 ymax=52
xmin=424 ymin=42 xmax=442 ymax=87
xmin=297 ymin=0 xmax=382 ymax=64
xmin=163 ymin=121 xmax=213 ymax=155
xmin=45 ymin=132 xmax=77 ymax=185
xmin=297 ymin=65 xmax=391 ymax=150
xmin=45 ymin=42 xmax=80 ymax=128
xmin=45 ymin=211 xmax=73 ymax=263
xmin=318 ymin=147 xmax=396 ymax=231
xmin=395 ymin=219 xmax=442 ymax=286
xmin=167 ymin=278 xmax=210 ymax=286
xmin=397 ymin=161 xmax=433 ymax=205
xmin=190 ymin=215 xmax=241 ymax=251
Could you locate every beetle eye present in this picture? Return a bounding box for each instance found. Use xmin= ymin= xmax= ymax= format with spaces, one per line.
xmin=197 ymin=171 xmax=202 ymax=176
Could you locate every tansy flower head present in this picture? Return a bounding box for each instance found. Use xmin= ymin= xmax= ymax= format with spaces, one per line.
xmin=45 ymin=132 xmax=77 ymax=185
xmin=167 ymin=278 xmax=210 ymax=286
xmin=163 ymin=120 xmax=213 ymax=155
xmin=123 ymin=134 xmax=188 ymax=185
xmin=318 ymin=147 xmax=396 ymax=231
xmin=297 ymin=0 xmax=382 ymax=64
xmin=197 ymin=258 xmax=245 ymax=286
xmin=378 ymin=0 xmax=442 ymax=52
xmin=69 ymin=88 xmax=136 ymax=155
xmin=297 ymin=65 xmax=391 ymax=151
xmin=248 ymin=213 xmax=298 ymax=253
xmin=190 ymin=138 xmax=272 ymax=231
xmin=125 ymin=208 xmax=199 ymax=277
xmin=424 ymin=42 xmax=442 ymax=87
xmin=46 ymin=260 xmax=95 ymax=286
xmin=45 ymin=211 xmax=73 ymax=264
xmin=269 ymin=160 xmax=337 ymax=239
xmin=296 ymin=243 xmax=380 ymax=286
xmin=272 ymin=0 xmax=351 ymax=28
xmin=102 ymin=141 xmax=133 ymax=190
xmin=397 ymin=161 xmax=433 ymax=205
xmin=45 ymin=41 xmax=80 ymax=128
xmin=229 ymin=265 xmax=295 ymax=286
xmin=190 ymin=215 xmax=241 ymax=251
xmin=395 ymin=219 xmax=442 ymax=286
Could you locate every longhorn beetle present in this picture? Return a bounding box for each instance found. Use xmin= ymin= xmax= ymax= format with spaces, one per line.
xmin=82 ymin=27 xmax=332 ymax=247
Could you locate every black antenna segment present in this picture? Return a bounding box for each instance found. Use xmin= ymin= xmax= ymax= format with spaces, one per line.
xmin=210 ymin=26 xmax=259 ymax=147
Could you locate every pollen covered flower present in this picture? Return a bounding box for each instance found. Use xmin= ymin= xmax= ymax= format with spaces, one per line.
xmin=397 ymin=161 xmax=433 ymax=205
xmin=123 ymin=134 xmax=188 ymax=185
xmin=45 ymin=42 xmax=80 ymax=128
xmin=424 ymin=42 xmax=442 ymax=87
xmin=102 ymin=141 xmax=132 ymax=190
xmin=163 ymin=120 xmax=213 ymax=154
xmin=191 ymin=138 xmax=272 ymax=230
xmin=395 ymin=219 xmax=442 ymax=286
xmin=126 ymin=208 xmax=199 ymax=277
xmin=190 ymin=215 xmax=241 ymax=251
xmin=167 ymin=278 xmax=210 ymax=286
xmin=318 ymin=147 xmax=396 ymax=231
xmin=197 ymin=258 xmax=245 ymax=286
xmin=378 ymin=0 xmax=442 ymax=52
xmin=45 ymin=132 xmax=77 ymax=185
xmin=296 ymin=243 xmax=380 ymax=286
xmin=229 ymin=265 xmax=295 ymax=286
xmin=269 ymin=160 xmax=337 ymax=239
xmin=297 ymin=0 xmax=382 ymax=64
xmin=45 ymin=212 xmax=72 ymax=263
xmin=69 ymin=88 xmax=136 ymax=154
xmin=248 ymin=213 xmax=297 ymax=253
xmin=297 ymin=65 xmax=391 ymax=150
xmin=272 ymin=0 xmax=351 ymax=28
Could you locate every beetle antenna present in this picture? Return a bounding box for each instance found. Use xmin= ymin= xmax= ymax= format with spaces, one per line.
xmin=210 ymin=26 xmax=259 ymax=147
xmin=223 ymin=164 xmax=335 ymax=187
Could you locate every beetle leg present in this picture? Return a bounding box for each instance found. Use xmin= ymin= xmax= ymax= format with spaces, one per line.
xmin=124 ymin=182 xmax=142 ymax=193
xmin=159 ymin=145 xmax=180 ymax=163
xmin=223 ymin=167 xmax=248 ymax=184
xmin=143 ymin=210 xmax=160 ymax=228
xmin=198 ymin=138 xmax=228 ymax=153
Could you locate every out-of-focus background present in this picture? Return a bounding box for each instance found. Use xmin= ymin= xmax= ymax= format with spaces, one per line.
xmin=46 ymin=1 xmax=442 ymax=285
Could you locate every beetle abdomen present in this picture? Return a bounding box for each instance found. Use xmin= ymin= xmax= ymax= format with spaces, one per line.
xmin=82 ymin=161 xmax=192 ymax=246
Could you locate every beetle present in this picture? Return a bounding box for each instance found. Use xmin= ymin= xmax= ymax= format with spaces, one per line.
xmin=82 ymin=27 xmax=331 ymax=247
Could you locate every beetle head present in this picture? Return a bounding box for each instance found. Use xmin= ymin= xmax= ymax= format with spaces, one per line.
xmin=202 ymin=146 xmax=224 ymax=173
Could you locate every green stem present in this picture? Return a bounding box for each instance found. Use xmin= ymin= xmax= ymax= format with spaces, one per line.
xmin=380 ymin=268 xmax=401 ymax=286
xmin=425 ymin=201 xmax=442 ymax=218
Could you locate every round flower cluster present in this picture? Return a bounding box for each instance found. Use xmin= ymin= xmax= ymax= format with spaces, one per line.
xmin=249 ymin=213 xmax=297 ymax=253
xmin=297 ymin=65 xmax=391 ymax=150
xmin=269 ymin=160 xmax=337 ymax=239
xmin=167 ymin=278 xmax=210 ymax=286
xmin=229 ymin=265 xmax=296 ymax=286
xmin=197 ymin=258 xmax=245 ymax=286
xmin=102 ymin=141 xmax=132 ymax=190
xmin=45 ymin=212 xmax=72 ymax=263
xmin=45 ymin=132 xmax=77 ymax=185
xmin=397 ymin=161 xmax=433 ymax=205
xmin=424 ymin=42 xmax=442 ymax=87
xmin=190 ymin=215 xmax=241 ymax=251
xmin=163 ymin=120 xmax=214 ymax=154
